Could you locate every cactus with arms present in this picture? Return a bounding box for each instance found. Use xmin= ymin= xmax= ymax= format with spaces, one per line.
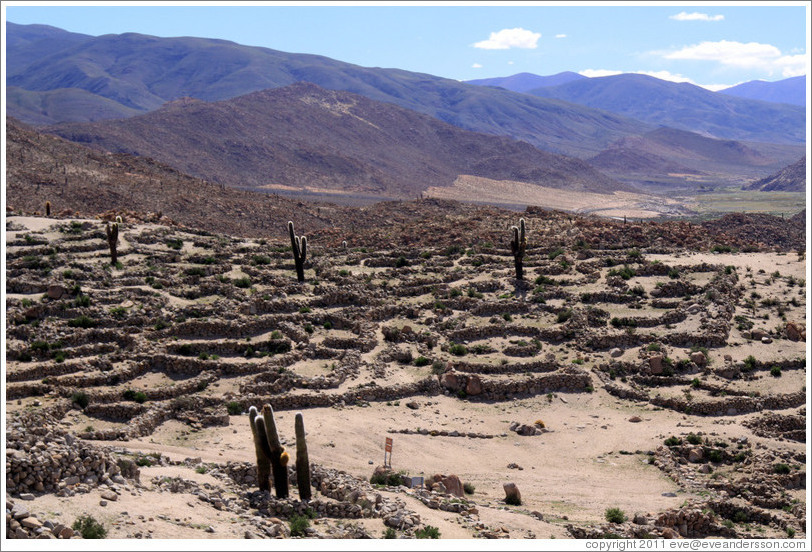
xmin=105 ymin=221 xmax=119 ymax=266
xmin=288 ymin=221 xmax=307 ymax=282
xmin=510 ymin=218 xmax=527 ymax=280
xmin=295 ymin=412 xmax=312 ymax=500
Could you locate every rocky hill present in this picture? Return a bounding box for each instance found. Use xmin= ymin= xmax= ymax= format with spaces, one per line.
xmin=743 ymin=157 xmax=806 ymax=192
xmin=43 ymin=83 xmax=629 ymax=199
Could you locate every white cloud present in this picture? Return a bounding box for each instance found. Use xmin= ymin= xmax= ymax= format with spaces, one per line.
xmin=555 ymin=34 xmax=567 ymax=39
xmin=669 ymin=11 xmax=724 ymax=22
xmin=473 ymin=28 xmax=540 ymax=50
xmin=508 ymin=61 xmax=514 ymax=65
xmin=472 ymin=63 xmax=483 ymax=69
xmin=664 ymin=40 xmax=808 ymax=76
xmin=578 ymin=68 xmax=736 ymax=91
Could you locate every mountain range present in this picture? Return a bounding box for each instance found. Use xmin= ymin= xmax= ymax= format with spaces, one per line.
xmin=44 ymin=82 xmax=627 ymax=199
xmin=4 ymin=22 xmax=807 ymax=202
xmin=6 ymin=23 xmax=805 ymax=154
xmin=719 ymin=76 xmax=806 ymax=107
xmin=526 ymin=73 xmax=804 ymax=144
xmin=5 ymin=22 xmax=647 ymax=158
xmin=465 ymin=71 xmax=586 ymax=93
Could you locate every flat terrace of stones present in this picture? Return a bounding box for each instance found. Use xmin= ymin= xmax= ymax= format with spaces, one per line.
xmin=4 ymin=214 xmax=807 ymax=540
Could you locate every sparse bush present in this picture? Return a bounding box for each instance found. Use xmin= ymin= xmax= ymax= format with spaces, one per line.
xmin=556 ymin=309 xmax=573 ymax=324
xmin=448 ymin=343 xmax=468 ymax=356
xmin=68 ymin=315 xmax=98 ymax=328
xmin=664 ymin=436 xmax=680 ymax=447
xmin=605 ymin=508 xmax=626 ymax=523
xmin=743 ymin=355 xmax=757 ymax=372
xmin=383 ymin=527 xmax=397 ymax=539
xmin=233 ymin=277 xmax=251 ymax=288
xmin=226 ymin=401 xmax=242 ymax=415
xmin=770 ymin=365 xmax=782 ymax=377
xmin=463 ymin=482 xmax=475 ymax=495
xmin=415 ymin=525 xmax=440 ymax=539
xmin=72 ymin=515 xmax=107 ymax=539
xmin=414 ymin=356 xmax=430 ymax=367
xmin=773 ymin=463 xmax=791 ymax=475
xmin=71 ymin=391 xmax=89 ymax=409
xmin=686 ymin=433 xmax=702 ymax=445
xmin=289 ymin=514 xmax=310 ymax=537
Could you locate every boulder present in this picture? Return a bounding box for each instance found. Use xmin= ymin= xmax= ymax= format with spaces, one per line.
xmin=786 ymin=321 xmax=805 ymax=342
xmin=439 ymin=370 xmax=462 ymax=391
xmin=761 ymin=336 xmax=773 ymax=344
xmin=435 ymin=474 xmax=464 ymax=497
xmin=751 ymin=328 xmax=768 ymax=341
xmin=687 ymin=447 xmax=704 ymax=463
xmin=503 ymin=482 xmax=521 ymax=505
xmin=609 ymin=348 xmax=623 ymax=358
xmin=649 ymin=354 xmax=664 ymax=375
xmin=689 ymin=351 xmax=707 ymax=367
xmin=47 ymin=285 xmax=66 ymax=300
xmin=465 ymin=375 xmax=483 ymax=396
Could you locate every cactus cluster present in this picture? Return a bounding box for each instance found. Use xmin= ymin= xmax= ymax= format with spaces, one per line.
xmin=248 ymin=404 xmax=311 ymax=500
xmin=105 ymin=220 xmax=119 ymax=266
xmin=509 ymin=218 xmax=527 ymax=280
xmin=288 ymin=221 xmax=307 ymax=282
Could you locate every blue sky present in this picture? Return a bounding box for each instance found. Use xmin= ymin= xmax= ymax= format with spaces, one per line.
xmin=4 ymin=2 xmax=809 ymax=91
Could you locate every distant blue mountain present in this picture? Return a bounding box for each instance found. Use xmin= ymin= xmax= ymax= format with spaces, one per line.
xmin=465 ymin=71 xmax=586 ymax=93
xmin=528 ymin=73 xmax=805 ymax=145
xmin=718 ymin=76 xmax=805 ymax=107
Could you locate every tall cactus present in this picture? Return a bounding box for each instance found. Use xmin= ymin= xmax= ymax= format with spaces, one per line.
xmin=248 ymin=406 xmax=272 ymax=492
xmin=294 ymin=412 xmax=312 ymax=500
xmin=288 ymin=221 xmax=307 ymax=282
xmin=105 ymin=221 xmax=119 ymax=266
xmin=510 ymin=218 xmax=527 ymax=280
xmin=45 ymin=201 xmax=51 ymax=216
xmin=262 ymin=404 xmax=290 ymax=499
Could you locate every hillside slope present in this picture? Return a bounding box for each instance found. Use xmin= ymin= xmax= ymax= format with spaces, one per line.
xmin=743 ymin=157 xmax=806 ymax=192
xmin=45 ymin=83 xmax=628 ymax=199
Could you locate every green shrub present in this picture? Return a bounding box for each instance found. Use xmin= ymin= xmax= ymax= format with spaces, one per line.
xmin=686 ymin=433 xmax=702 ymax=445
xmin=646 ymin=343 xmax=661 ymax=352
xmin=664 ymin=436 xmax=680 ymax=447
xmin=605 ymin=507 xmax=626 ymax=523
xmin=68 ymin=315 xmax=98 ymax=328
xmin=72 ymin=515 xmax=107 ymax=539
xmin=732 ymin=511 xmax=747 ymax=523
xmin=463 ymin=482 xmax=475 ymax=495
xmin=123 ymin=389 xmax=147 ymax=403
xmin=448 ymin=343 xmax=468 ymax=356
xmin=233 ymin=277 xmax=251 ymax=288
xmin=289 ymin=514 xmax=310 ymax=537
xmin=71 ymin=391 xmax=89 ymax=409
xmin=395 ymin=256 xmax=408 ymax=268
xmin=770 ymin=365 xmax=782 ymax=377
xmin=415 ymin=525 xmax=440 ymax=539
xmin=383 ymin=527 xmax=397 ymax=539
xmin=195 ymin=465 xmax=208 ymax=474
xmin=166 ymin=238 xmax=183 ymax=250
xmin=414 ymin=356 xmax=430 ymax=367
xmin=773 ymin=463 xmax=791 ymax=475
xmin=556 ymin=309 xmax=573 ymax=324
xmin=708 ymin=450 xmax=723 ymax=463
xmin=74 ymin=294 xmax=91 ymax=308
xmin=743 ymin=355 xmax=757 ymax=372
xmin=226 ymin=401 xmax=242 ymax=415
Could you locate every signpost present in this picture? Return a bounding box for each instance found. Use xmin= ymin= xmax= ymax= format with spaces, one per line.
xmin=384 ymin=437 xmax=393 ymax=468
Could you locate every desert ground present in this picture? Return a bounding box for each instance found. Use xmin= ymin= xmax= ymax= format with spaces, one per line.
xmin=4 ymin=210 xmax=807 ymax=544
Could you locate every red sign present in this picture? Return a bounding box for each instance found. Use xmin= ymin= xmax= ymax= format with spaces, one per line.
xmin=385 ymin=437 xmax=393 ymax=452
